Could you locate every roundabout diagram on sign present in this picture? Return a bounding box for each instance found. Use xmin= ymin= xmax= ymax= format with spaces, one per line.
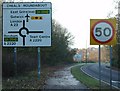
xmin=8 ymin=19 xmax=44 ymax=46
xmin=3 ymin=2 xmax=52 ymax=47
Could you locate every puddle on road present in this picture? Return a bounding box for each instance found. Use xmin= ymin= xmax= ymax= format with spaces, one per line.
xmin=43 ymin=66 xmax=88 ymax=89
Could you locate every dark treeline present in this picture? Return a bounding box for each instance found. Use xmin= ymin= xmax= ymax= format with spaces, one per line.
xmin=106 ymin=0 xmax=120 ymax=69
xmin=104 ymin=18 xmax=120 ymax=69
xmin=2 ymin=20 xmax=76 ymax=77
xmin=112 ymin=17 xmax=120 ymax=69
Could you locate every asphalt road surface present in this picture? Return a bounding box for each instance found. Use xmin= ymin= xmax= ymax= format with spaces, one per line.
xmin=81 ymin=63 xmax=120 ymax=89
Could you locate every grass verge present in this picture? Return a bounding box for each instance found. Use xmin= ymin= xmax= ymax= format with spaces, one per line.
xmin=2 ymin=67 xmax=53 ymax=89
xmin=71 ymin=64 xmax=117 ymax=90
xmin=2 ymin=64 xmax=68 ymax=90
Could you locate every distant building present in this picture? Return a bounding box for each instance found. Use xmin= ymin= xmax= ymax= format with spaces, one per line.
xmin=73 ymin=52 xmax=82 ymax=62
xmin=73 ymin=47 xmax=109 ymax=62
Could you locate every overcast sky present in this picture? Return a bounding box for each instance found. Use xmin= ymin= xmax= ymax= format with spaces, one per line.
xmin=5 ymin=0 xmax=119 ymax=49
xmin=51 ymin=0 xmax=118 ymax=49
xmin=44 ymin=0 xmax=118 ymax=49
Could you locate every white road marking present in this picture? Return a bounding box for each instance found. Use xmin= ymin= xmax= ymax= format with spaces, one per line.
xmin=80 ymin=65 xmax=120 ymax=89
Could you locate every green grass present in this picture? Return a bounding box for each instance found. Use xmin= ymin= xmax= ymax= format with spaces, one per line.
xmin=71 ymin=64 xmax=115 ymax=89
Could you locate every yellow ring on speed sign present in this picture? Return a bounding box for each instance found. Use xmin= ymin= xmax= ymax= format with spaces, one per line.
xmin=90 ymin=19 xmax=117 ymax=45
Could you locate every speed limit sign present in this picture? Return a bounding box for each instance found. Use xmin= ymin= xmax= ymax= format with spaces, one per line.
xmin=90 ymin=19 xmax=116 ymax=45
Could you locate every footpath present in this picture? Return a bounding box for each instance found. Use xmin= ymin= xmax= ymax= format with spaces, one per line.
xmin=43 ymin=64 xmax=89 ymax=90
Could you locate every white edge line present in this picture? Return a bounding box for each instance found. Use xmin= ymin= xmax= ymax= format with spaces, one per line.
xmin=80 ymin=66 xmax=120 ymax=89
xmin=112 ymin=81 xmax=120 ymax=84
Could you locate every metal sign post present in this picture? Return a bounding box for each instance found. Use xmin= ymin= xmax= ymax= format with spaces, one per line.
xmin=14 ymin=47 xmax=17 ymax=76
xmin=109 ymin=45 xmax=112 ymax=89
xmin=37 ymin=47 xmax=40 ymax=79
xmin=98 ymin=45 xmax=101 ymax=89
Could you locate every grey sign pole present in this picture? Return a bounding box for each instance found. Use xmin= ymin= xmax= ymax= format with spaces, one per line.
xmin=37 ymin=47 xmax=40 ymax=79
xmin=109 ymin=45 xmax=112 ymax=89
xmin=99 ymin=45 xmax=101 ymax=89
xmin=14 ymin=48 xmax=17 ymax=76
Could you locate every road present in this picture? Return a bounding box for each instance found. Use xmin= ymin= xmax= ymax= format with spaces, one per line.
xmin=81 ymin=63 xmax=120 ymax=89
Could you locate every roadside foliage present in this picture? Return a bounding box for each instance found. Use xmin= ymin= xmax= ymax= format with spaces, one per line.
xmin=2 ymin=19 xmax=75 ymax=77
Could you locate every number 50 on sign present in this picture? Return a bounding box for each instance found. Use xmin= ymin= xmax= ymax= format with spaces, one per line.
xmin=90 ymin=19 xmax=116 ymax=45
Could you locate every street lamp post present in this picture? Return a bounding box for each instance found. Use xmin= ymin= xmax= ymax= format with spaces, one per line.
xmin=86 ymin=40 xmax=87 ymax=64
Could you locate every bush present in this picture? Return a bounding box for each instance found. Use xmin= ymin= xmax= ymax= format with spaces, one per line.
xmin=2 ymin=47 xmax=38 ymax=77
xmin=112 ymin=58 xmax=120 ymax=68
xmin=81 ymin=60 xmax=96 ymax=63
xmin=2 ymin=48 xmax=14 ymax=77
xmin=2 ymin=20 xmax=75 ymax=77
